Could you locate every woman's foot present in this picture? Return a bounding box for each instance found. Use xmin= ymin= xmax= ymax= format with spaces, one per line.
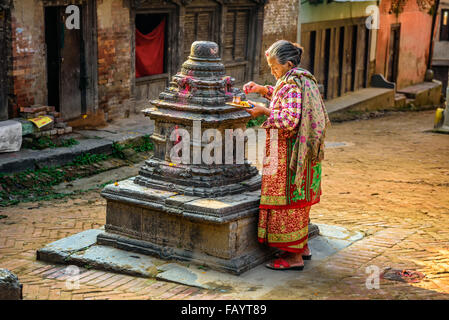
xmin=302 ymin=245 xmax=312 ymax=260
xmin=266 ymin=252 xmax=304 ymax=270
xmin=275 ymin=246 xmax=312 ymax=260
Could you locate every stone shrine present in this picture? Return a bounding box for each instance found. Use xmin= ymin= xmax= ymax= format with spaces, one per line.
xmin=98 ymin=41 xmax=318 ymax=275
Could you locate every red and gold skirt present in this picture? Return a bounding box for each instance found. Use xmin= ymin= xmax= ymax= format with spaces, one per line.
xmin=257 ymin=129 xmax=322 ymax=253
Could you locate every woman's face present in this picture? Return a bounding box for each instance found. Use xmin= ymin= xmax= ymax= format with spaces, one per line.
xmin=267 ymin=56 xmax=293 ymax=80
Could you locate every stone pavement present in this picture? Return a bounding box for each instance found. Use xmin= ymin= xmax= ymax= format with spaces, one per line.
xmin=0 ymin=110 xmax=449 ymax=299
xmin=0 ymin=114 xmax=155 ymax=173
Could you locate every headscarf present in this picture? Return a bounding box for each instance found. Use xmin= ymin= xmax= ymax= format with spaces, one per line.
xmin=281 ymin=67 xmax=330 ymax=186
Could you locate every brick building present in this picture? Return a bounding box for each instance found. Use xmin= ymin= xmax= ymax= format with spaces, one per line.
xmin=298 ymin=0 xmax=378 ymax=101
xmin=375 ymin=0 xmax=435 ymax=89
xmin=0 ymin=0 xmax=12 ymax=121
xmin=1 ymin=0 xmax=303 ymax=126
xmin=432 ymin=0 xmax=449 ymax=96
xmin=258 ymin=0 xmax=300 ymax=84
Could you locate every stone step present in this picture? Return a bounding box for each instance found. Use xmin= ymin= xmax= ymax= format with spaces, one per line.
xmin=325 ymin=87 xmax=395 ymax=114
xmin=396 ymin=80 xmax=442 ymax=106
xmin=394 ymin=93 xmax=407 ymax=108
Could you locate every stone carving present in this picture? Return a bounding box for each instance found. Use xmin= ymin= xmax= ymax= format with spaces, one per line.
xmin=135 ymin=41 xmax=261 ymax=198
xmin=99 ymin=42 xmax=271 ymax=275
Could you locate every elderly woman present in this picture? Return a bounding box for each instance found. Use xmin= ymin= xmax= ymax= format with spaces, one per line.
xmin=243 ymin=40 xmax=330 ymax=270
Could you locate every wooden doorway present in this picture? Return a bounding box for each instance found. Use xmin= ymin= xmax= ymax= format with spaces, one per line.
xmin=134 ymin=12 xmax=171 ymax=102
xmin=223 ymin=7 xmax=253 ymax=85
xmin=45 ymin=5 xmax=84 ymax=120
xmin=387 ymin=24 xmax=400 ymax=84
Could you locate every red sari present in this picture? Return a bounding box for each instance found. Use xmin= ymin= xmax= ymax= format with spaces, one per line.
xmin=257 ymin=68 xmax=323 ymax=253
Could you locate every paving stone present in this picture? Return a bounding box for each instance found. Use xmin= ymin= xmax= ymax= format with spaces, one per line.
xmin=37 ymin=229 xmax=103 ymax=263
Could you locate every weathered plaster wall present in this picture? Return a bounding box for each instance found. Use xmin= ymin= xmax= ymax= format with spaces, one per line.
xmin=300 ymin=0 xmax=378 ymax=24
xmin=96 ymin=0 xmax=132 ymax=121
xmin=259 ymin=0 xmax=299 ymax=84
xmin=376 ymin=0 xmax=434 ymax=89
xmin=10 ymin=0 xmax=47 ymax=115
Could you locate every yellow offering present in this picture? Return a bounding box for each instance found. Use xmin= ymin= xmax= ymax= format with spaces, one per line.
xmin=226 ymin=96 xmax=254 ymax=108
xmin=28 ymin=116 xmax=54 ymax=129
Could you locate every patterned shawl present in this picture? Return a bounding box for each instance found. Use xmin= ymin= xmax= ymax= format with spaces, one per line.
xmin=282 ymin=68 xmax=330 ymax=187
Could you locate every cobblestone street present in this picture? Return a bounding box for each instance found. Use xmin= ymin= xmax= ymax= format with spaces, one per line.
xmin=1 ymin=110 xmax=449 ymax=300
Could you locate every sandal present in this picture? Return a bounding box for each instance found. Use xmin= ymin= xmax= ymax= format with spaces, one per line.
xmin=265 ymin=258 xmax=304 ymax=271
xmin=275 ymin=251 xmax=312 ymax=260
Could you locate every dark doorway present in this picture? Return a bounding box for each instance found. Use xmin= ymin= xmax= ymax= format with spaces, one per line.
xmin=337 ymin=26 xmax=345 ymax=96
xmin=135 ymin=13 xmax=168 ymax=77
xmin=323 ymin=28 xmax=331 ymax=99
xmin=363 ymin=27 xmax=370 ymax=88
xmin=350 ymin=25 xmax=358 ymax=91
xmin=45 ymin=6 xmax=83 ymax=120
xmin=387 ymin=24 xmax=400 ymax=83
xmin=309 ymin=30 xmax=316 ymax=75
xmin=134 ymin=12 xmax=170 ymax=103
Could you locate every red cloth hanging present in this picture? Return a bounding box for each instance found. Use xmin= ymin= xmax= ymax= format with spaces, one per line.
xmin=135 ymin=18 xmax=166 ymax=78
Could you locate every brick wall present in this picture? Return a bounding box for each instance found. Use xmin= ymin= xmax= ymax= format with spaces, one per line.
xmin=259 ymin=0 xmax=299 ymax=84
xmin=0 ymin=4 xmax=12 ymax=120
xmin=96 ymin=0 xmax=132 ymax=122
xmin=10 ymin=0 xmax=47 ymax=116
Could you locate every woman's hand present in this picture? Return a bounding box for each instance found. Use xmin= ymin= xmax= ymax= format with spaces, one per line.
xmin=243 ymin=82 xmax=268 ymax=96
xmin=244 ymin=100 xmax=271 ymax=118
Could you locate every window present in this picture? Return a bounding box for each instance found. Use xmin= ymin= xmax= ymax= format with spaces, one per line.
xmin=440 ymin=9 xmax=449 ymax=41
xmin=135 ymin=14 xmax=167 ymax=78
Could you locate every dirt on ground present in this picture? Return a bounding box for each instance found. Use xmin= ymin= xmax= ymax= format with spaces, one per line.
xmin=1 ymin=109 xmax=449 ymax=299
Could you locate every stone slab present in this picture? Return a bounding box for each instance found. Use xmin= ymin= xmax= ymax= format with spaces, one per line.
xmin=0 ymin=138 xmax=113 ymax=173
xmin=150 ymin=223 xmax=364 ymax=297
xmin=397 ymin=80 xmax=442 ymax=106
xmin=0 ymin=120 xmax=22 ymax=153
xmin=37 ymin=223 xmax=363 ymax=298
xmin=37 ymin=228 xmax=163 ymax=277
xmin=325 ymin=87 xmax=395 ymax=114
xmin=96 ymin=231 xmax=275 ymax=275
xmin=0 ymin=269 xmax=22 ymax=300
xmin=101 ymin=178 xmax=261 ymax=223
xmin=70 ymin=245 xmax=160 ymax=277
xmin=37 ymin=229 xmax=104 ymax=263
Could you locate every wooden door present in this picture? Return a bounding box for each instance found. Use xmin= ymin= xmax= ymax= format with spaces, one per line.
xmin=387 ymin=24 xmax=400 ymax=83
xmin=352 ymin=24 xmax=370 ymax=91
xmin=339 ymin=26 xmax=354 ymax=95
xmin=134 ymin=13 xmax=170 ymax=103
xmin=184 ymin=9 xmax=216 ymax=61
xmin=327 ymin=27 xmax=341 ymax=100
xmin=223 ymin=8 xmax=251 ymax=85
xmin=59 ymin=8 xmax=82 ymax=120
xmin=45 ymin=6 xmax=83 ymax=120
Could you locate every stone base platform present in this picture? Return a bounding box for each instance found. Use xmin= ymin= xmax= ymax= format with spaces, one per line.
xmin=98 ymin=178 xmax=319 ymax=275
xmin=36 ymin=224 xmax=362 ymax=294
